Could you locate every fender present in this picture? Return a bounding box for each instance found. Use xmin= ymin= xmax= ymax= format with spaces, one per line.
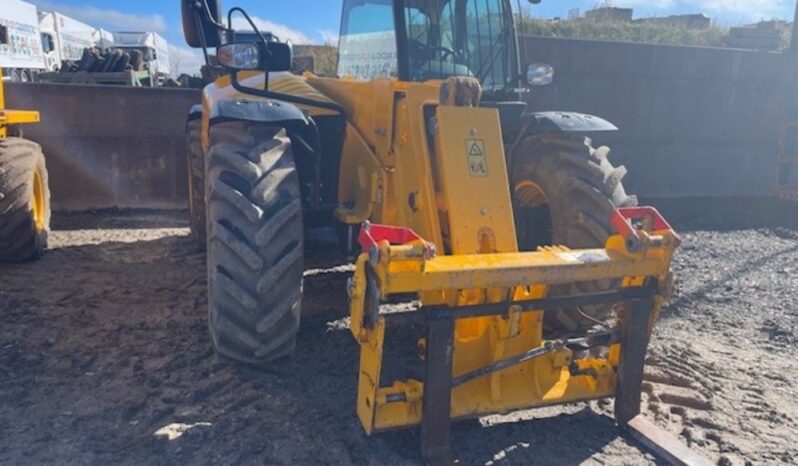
xmin=209 ymin=98 xmax=310 ymax=128
xmin=506 ymin=111 xmax=618 ymax=168
xmin=521 ymin=111 xmax=618 ymax=134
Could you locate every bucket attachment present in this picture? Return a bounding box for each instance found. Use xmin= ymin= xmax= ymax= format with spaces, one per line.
xmin=348 ymin=207 xmax=709 ymax=465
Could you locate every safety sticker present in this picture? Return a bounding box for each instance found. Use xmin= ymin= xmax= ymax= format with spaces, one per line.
xmin=466 ymin=139 xmax=488 ymax=177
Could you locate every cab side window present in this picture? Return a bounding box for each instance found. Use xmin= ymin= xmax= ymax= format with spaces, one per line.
xmin=338 ymin=0 xmax=399 ymax=81
xmin=464 ymin=0 xmax=507 ymax=88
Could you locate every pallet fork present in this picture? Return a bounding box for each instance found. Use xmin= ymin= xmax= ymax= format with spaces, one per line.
xmin=349 ymin=207 xmax=712 ymax=465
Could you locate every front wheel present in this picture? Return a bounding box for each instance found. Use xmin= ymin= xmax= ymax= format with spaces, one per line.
xmin=206 ymin=120 xmax=304 ymax=365
xmin=510 ymin=135 xmax=637 ymax=336
xmin=0 ymin=138 xmax=51 ymax=262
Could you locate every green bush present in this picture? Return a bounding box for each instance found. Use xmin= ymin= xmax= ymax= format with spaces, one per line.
xmin=518 ymin=17 xmax=729 ymax=48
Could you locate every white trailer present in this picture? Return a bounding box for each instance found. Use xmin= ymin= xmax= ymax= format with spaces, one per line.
xmin=38 ymin=11 xmax=93 ymax=71
xmin=0 ymin=0 xmax=46 ymax=81
xmin=112 ymin=32 xmax=170 ymax=85
xmin=93 ymin=28 xmax=114 ymax=51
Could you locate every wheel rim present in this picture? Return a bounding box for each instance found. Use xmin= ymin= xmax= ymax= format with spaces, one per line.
xmin=513 ymin=180 xmax=553 ymax=250
xmin=32 ymin=169 xmax=45 ymax=231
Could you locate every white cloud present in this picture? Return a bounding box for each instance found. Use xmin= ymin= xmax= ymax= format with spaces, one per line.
xmin=231 ymin=17 xmax=313 ymax=44
xmin=607 ymin=0 xmax=790 ymax=20
xmin=30 ymin=1 xmax=167 ymax=32
xmin=318 ymin=29 xmax=340 ymax=44
xmin=611 ymin=0 xmax=677 ymax=8
xmin=680 ymin=0 xmax=788 ymax=19
xmin=168 ymin=44 xmax=205 ymax=77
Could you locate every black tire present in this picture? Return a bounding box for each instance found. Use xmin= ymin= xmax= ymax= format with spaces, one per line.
xmin=206 ymin=120 xmax=304 ymax=364
xmin=510 ymin=135 xmax=637 ymax=335
xmin=18 ymin=69 xmax=32 ymax=82
xmin=0 ymin=138 xmax=51 ymax=262
xmin=129 ymin=50 xmax=144 ymax=72
xmin=186 ymin=118 xmax=206 ymax=249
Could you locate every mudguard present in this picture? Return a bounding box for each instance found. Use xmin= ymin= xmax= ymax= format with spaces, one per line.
xmin=209 ymin=98 xmax=310 ymax=128
xmin=524 ymin=111 xmax=618 ymax=133
xmin=505 ymin=110 xmax=619 ymax=174
xmin=510 ymin=112 xmax=618 ymax=139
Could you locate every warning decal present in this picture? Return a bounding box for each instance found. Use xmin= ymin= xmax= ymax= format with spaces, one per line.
xmin=466 ymin=139 xmax=488 ymax=177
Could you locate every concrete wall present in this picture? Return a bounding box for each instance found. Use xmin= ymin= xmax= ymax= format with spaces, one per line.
xmin=4 ymin=38 xmax=793 ymax=210
xmin=5 ymin=83 xmax=200 ymax=210
xmin=523 ymin=36 xmax=791 ymax=197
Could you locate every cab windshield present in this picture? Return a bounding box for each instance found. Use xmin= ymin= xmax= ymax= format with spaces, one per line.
xmin=338 ymin=0 xmax=516 ymax=91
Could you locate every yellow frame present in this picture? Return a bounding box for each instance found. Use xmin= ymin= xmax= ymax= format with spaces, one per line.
xmin=349 ymin=229 xmax=676 ymax=433
xmin=200 ymin=69 xmax=679 ymax=437
xmin=0 ymin=66 xmax=40 ymax=138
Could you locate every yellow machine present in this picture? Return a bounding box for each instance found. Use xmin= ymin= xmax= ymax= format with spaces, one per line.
xmin=181 ymin=1 xmax=702 ymax=463
xmin=0 ymin=67 xmax=50 ymax=262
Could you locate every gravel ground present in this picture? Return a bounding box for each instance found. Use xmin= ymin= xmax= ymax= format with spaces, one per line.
xmin=0 ymin=198 xmax=796 ymax=465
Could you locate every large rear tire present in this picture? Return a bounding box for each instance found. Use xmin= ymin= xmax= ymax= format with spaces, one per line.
xmin=0 ymin=138 xmax=51 ymax=262
xmin=510 ymin=135 xmax=637 ymax=335
xmin=186 ymin=118 xmax=206 ymax=249
xmin=206 ymin=121 xmax=304 ymax=364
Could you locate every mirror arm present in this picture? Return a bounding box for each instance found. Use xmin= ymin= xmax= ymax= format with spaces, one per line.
xmin=227 ymin=7 xmax=273 ymax=52
xmin=190 ymin=0 xmax=229 ymax=68
xmin=193 ymin=6 xmax=213 ymax=67
xmin=226 ymin=6 xmax=274 ymax=85
xmin=194 ymin=0 xmax=227 ymax=30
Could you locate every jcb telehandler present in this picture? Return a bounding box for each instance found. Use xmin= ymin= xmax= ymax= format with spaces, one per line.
xmin=182 ymin=1 xmax=702 ymax=463
xmin=0 ymin=68 xmax=50 ymax=262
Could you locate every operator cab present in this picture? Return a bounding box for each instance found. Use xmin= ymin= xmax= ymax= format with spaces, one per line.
xmin=339 ymin=0 xmax=520 ymax=100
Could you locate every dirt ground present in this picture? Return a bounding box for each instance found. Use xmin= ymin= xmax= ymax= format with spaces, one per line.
xmin=1 ymin=198 xmax=796 ymax=465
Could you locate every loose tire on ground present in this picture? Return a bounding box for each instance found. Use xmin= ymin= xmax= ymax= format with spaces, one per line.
xmin=206 ymin=120 xmax=304 ymax=364
xmin=186 ymin=118 xmax=206 ymax=249
xmin=510 ymin=135 xmax=637 ymax=335
xmin=0 ymin=137 xmax=50 ymax=262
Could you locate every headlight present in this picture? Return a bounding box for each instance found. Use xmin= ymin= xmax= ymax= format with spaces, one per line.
xmin=217 ymin=42 xmax=262 ymax=71
xmin=527 ymin=63 xmax=554 ymax=86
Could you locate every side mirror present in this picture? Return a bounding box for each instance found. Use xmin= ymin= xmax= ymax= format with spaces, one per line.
xmin=182 ymin=0 xmax=223 ymax=48
xmin=267 ymin=42 xmax=293 ymax=73
xmin=527 ymin=63 xmax=554 ymax=86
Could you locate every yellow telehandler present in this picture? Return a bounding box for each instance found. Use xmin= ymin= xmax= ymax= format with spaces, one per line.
xmin=0 ymin=68 xmax=50 ymax=262
xmin=181 ymin=1 xmax=703 ymax=463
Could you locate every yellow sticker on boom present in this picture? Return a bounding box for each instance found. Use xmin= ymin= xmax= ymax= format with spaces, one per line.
xmin=466 ymin=139 xmax=488 ymax=177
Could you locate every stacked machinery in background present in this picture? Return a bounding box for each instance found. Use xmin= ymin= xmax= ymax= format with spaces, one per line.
xmin=0 ymin=0 xmax=171 ymax=87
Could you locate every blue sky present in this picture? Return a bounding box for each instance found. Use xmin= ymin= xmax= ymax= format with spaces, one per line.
xmin=28 ymin=0 xmax=797 ymax=75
